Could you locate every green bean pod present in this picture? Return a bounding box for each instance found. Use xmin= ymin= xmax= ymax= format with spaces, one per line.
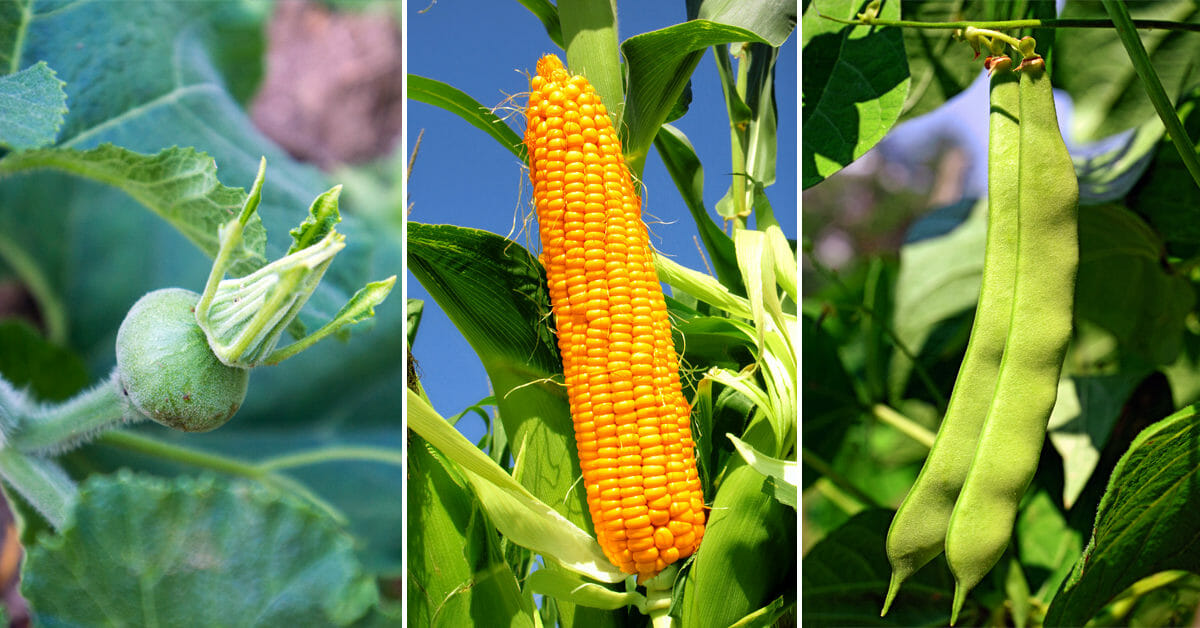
xmin=880 ymin=56 xmax=1021 ymax=616
xmin=944 ymin=54 xmax=1078 ymax=625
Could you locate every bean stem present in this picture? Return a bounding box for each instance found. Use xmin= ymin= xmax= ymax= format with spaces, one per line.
xmin=819 ymin=14 xmax=1200 ymax=34
xmin=872 ymin=404 xmax=935 ymax=450
xmin=1102 ymin=0 xmax=1200 ymax=192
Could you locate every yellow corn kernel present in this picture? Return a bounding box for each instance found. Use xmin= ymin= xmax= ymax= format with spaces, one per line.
xmin=524 ymin=54 xmax=705 ymax=581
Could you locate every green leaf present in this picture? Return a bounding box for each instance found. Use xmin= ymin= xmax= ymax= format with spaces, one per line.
xmin=408 ymin=74 xmax=526 ymax=161
xmin=801 ymin=0 xmax=908 ymax=189
xmin=893 ymin=1 xmax=991 ymax=122
xmin=23 ymin=471 xmax=378 ymax=626
xmin=406 ymin=223 xmax=594 ymax=552
xmin=1055 ymin=0 xmax=1200 ymax=143
xmin=526 ymin=567 xmax=643 ymax=611
xmin=1128 ymin=86 xmax=1200 ymax=245
xmin=408 ymin=433 xmax=535 ymax=627
xmin=0 ymin=144 xmax=268 ymax=277
xmin=1046 ymin=373 xmax=1146 ymax=509
xmin=1044 ymin=404 xmax=1200 ymax=626
xmin=694 ymin=0 xmax=797 ymax=48
xmin=408 ymin=390 xmax=624 ymax=583
xmin=0 ymin=61 xmax=66 ymax=150
xmin=0 ymin=320 xmax=87 ymax=402
xmin=728 ymin=433 xmax=796 ymax=508
xmin=1016 ymin=489 xmax=1083 ymax=602
xmin=288 ymin=184 xmax=343 ymax=254
xmin=681 ymin=463 xmax=796 ymax=627
xmin=801 ymin=314 xmax=861 ymax=490
xmin=622 ymin=19 xmax=777 ymax=176
xmin=888 ymin=198 xmax=985 ymax=401
xmin=652 ymin=124 xmax=743 ymax=293
xmin=802 ymin=508 xmax=959 ymax=626
xmin=514 ymin=0 xmax=564 ymax=48
xmin=1074 ymin=204 xmax=1195 ymax=366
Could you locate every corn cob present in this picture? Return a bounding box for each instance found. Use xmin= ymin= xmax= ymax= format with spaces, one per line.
xmin=523 ymin=54 xmax=705 ymax=580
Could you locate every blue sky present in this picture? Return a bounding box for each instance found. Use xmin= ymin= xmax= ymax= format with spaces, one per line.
xmin=406 ymin=3 xmax=798 ymax=442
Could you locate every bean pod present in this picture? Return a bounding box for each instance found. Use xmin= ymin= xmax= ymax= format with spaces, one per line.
xmin=944 ymin=51 xmax=1078 ymax=624
xmin=881 ymin=55 xmax=1021 ymax=616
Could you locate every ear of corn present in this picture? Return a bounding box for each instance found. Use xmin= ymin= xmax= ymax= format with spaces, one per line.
xmin=523 ymin=54 xmax=705 ymax=580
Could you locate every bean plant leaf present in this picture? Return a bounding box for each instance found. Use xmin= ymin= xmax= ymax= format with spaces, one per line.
xmin=0 ymin=1 xmax=406 ymax=575
xmin=1055 ymin=0 xmax=1200 ymax=143
xmin=888 ymin=198 xmax=986 ymax=399
xmin=1074 ymin=117 xmax=1164 ymax=206
xmin=802 ymin=0 xmax=908 ymax=189
xmin=801 ymin=508 xmax=963 ymax=627
xmin=893 ymin=1 xmax=989 ymax=122
xmin=22 ymin=471 xmax=379 ymax=626
xmin=0 ymin=61 xmax=66 ymax=150
xmin=1129 ymin=86 xmax=1200 ymax=246
xmin=1047 ymin=373 xmax=1146 ymax=509
xmin=1016 ymin=489 xmax=1084 ymax=603
xmin=1074 ymin=203 xmax=1195 ymax=367
xmin=1044 ymin=404 xmax=1200 ymax=626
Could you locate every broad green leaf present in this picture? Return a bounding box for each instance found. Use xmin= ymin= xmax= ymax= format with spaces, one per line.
xmin=1128 ymin=86 xmax=1200 ymax=246
xmin=409 ymin=389 xmax=624 ymax=583
xmin=406 ymin=223 xmax=593 ymax=551
xmin=694 ymin=0 xmax=797 ymax=48
xmin=408 ymin=74 xmax=526 ymax=161
xmin=1075 ymin=117 xmax=1163 ymax=206
xmin=1056 ymin=0 xmax=1200 ymax=143
xmin=893 ymin=1 xmax=988 ymax=121
xmin=889 ymin=198 xmax=986 ymax=401
xmin=1044 ymin=404 xmax=1200 ymax=626
xmin=0 ymin=144 xmax=268 ymax=277
xmin=1016 ymin=489 xmax=1083 ymax=602
xmin=1046 ymin=373 xmax=1146 ymax=509
xmin=801 ymin=314 xmax=861 ymax=491
xmin=1074 ymin=204 xmax=1195 ymax=366
xmin=408 ymin=433 xmax=534 ymax=627
xmin=0 ymin=320 xmax=87 ymax=402
xmin=801 ymin=0 xmax=908 ymax=189
xmin=0 ymin=61 xmax=66 ymax=150
xmin=622 ymin=19 xmax=775 ymax=177
xmin=515 ymin=0 xmax=564 ymax=48
xmin=801 ymin=508 xmax=960 ymax=626
xmin=652 ymin=124 xmax=743 ymax=293
xmin=681 ymin=463 xmax=796 ymax=627
xmin=23 ymin=471 xmax=378 ymax=626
